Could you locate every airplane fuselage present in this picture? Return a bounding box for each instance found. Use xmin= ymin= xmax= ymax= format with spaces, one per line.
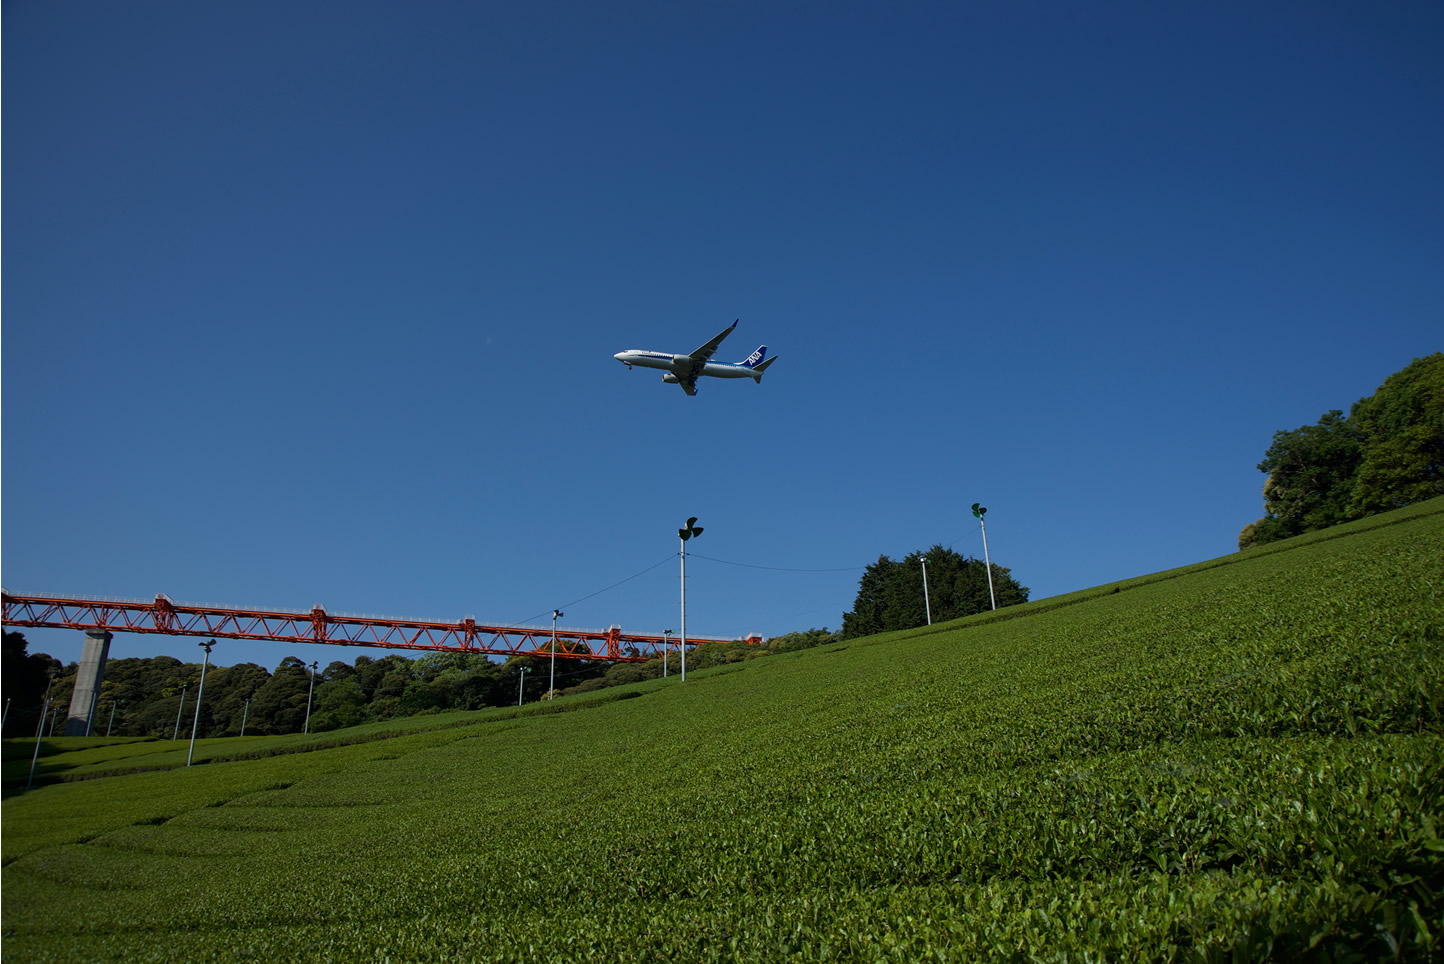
xmin=612 ymin=350 xmax=764 ymax=381
xmin=613 ymin=320 xmax=777 ymax=395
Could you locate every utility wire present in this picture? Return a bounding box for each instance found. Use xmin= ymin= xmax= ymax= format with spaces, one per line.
xmin=509 ymin=554 xmax=676 ymax=626
xmin=686 ymin=552 xmax=861 ymax=573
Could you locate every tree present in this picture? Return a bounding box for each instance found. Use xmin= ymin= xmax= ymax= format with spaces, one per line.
xmin=2 ymin=632 xmax=62 ymax=736
xmin=841 ymin=546 xmax=1029 ymax=639
xmin=1240 ymin=354 xmax=1444 ymax=548
xmin=248 ymin=657 xmax=313 ymax=734
xmin=1348 ymin=353 xmax=1444 ymax=514
xmin=1241 ymin=411 xmax=1363 ymax=548
xmin=310 ymin=677 xmax=368 ymax=731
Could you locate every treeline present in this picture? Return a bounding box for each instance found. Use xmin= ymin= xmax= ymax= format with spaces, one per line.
xmin=841 ymin=545 xmax=1028 ymax=639
xmin=0 ymin=629 xmax=835 ymax=740
xmin=1241 ymin=353 xmax=1443 ymax=548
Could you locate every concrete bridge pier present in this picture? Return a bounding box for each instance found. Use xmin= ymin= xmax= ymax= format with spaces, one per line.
xmin=65 ymin=630 xmax=112 ymax=736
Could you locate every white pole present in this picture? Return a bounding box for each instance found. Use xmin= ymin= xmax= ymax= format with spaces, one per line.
xmin=980 ymin=517 xmax=997 ymax=611
xmin=27 ymin=672 xmax=57 ymax=789
xmin=173 ymin=686 xmax=187 ymax=740
xmin=517 ymin=666 xmax=530 ymax=705
xmin=106 ymin=699 xmax=120 ymax=737
xmin=303 ymin=662 xmax=318 ymax=734
xmin=920 ymin=556 xmax=932 ymax=625
xmin=550 ymin=610 xmax=563 ymax=699
xmin=680 ymin=535 xmax=687 ymax=683
xmin=187 ymin=642 xmax=213 ymax=767
xmin=240 ymin=698 xmax=251 ymax=737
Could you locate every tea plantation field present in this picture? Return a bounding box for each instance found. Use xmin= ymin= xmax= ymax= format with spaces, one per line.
xmin=4 ymin=500 xmax=1442 ymax=961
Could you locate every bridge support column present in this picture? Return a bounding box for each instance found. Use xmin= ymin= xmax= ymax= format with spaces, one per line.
xmin=65 ymin=630 xmax=112 ymax=736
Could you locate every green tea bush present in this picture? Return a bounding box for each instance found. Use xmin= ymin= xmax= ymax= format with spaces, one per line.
xmin=3 ymin=500 xmax=1441 ymax=961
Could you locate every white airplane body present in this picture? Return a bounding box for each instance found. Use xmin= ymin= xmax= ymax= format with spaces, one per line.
xmin=614 ymin=320 xmax=778 ymax=396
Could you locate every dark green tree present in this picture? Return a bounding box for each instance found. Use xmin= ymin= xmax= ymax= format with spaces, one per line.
xmin=1241 ymin=411 xmax=1363 ymax=548
xmin=1241 ymin=354 xmax=1444 ymax=548
xmin=248 ymin=656 xmax=313 ymax=734
xmin=841 ymin=547 xmax=1028 ymax=639
xmin=2 ymin=632 xmax=63 ymax=736
xmin=1348 ymin=353 xmax=1444 ymax=514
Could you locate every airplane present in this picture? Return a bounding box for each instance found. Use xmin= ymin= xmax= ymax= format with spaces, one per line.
xmin=613 ymin=319 xmax=778 ymax=396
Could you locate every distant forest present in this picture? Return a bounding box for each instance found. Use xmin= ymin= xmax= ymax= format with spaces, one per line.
xmin=0 ymin=629 xmax=837 ymax=740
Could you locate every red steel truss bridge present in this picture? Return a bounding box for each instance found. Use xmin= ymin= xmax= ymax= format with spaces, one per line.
xmin=0 ymin=590 xmax=761 ymax=662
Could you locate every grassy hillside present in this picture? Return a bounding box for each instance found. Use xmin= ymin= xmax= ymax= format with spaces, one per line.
xmin=4 ymin=500 xmax=1442 ymax=962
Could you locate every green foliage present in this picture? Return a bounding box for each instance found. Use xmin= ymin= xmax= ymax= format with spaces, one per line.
xmin=5 ymin=501 xmax=1442 ymax=961
xmin=1246 ymin=409 xmax=1363 ymax=546
xmin=764 ymin=628 xmax=839 ymax=653
xmin=1350 ymin=353 xmax=1444 ymax=514
xmin=1243 ymin=353 xmax=1444 ymax=547
xmin=842 ymin=546 xmax=1028 ymax=639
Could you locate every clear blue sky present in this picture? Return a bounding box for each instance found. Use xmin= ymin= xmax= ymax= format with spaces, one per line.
xmin=4 ymin=2 xmax=1441 ymax=670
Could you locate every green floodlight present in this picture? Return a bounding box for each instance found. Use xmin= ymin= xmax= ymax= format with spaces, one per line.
xmin=972 ymin=503 xmax=987 ymax=520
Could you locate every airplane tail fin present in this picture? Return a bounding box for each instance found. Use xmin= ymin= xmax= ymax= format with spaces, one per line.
xmin=739 ymin=346 xmax=768 ymax=368
xmin=750 ymin=355 xmax=778 ymax=383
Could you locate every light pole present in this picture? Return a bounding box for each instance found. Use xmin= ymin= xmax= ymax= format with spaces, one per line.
xmin=973 ymin=503 xmax=997 ymax=611
xmin=662 ymin=629 xmax=673 ymax=677
xmin=27 ymin=668 xmax=58 ymax=790
xmin=517 ymin=666 xmax=531 ymax=705
xmin=106 ymin=699 xmax=123 ymax=737
xmin=173 ymin=686 xmax=187 ymax=741
xmin=550 ymin=609 xmax=564 ymax=700
xmin=678 ymin=517 xmax=703 ymax=682
xmin=920 ymin=555 xmax=932 ymax=626
xmin=303 ymin=661 xmax=318 ymax=734
xmin=188 ymin=641 xmax=214 ymax=767
xmin=240 ymin=698 xmax=251 ymax=737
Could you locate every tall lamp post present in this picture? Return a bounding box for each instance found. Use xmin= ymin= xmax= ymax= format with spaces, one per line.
xmin=106 ymin=699 xmax=123 ymax=737
xmin=972 ymin=503 xmax=997 ymax=611
xmin=678 ymin=517 xmax=703 ymax=682
xmin=662 ymin=629 xmax=673 ymax=677
xmin=303 ymin=661 xmax=318 ymax=734
xmin=550 ymin=609 xmax=564 ymax=700
xmin=920 ymin=555 xmax=932 ymax=626
xmin=187 ymin=640 xmax=214 ymax=767
xmin=240 ymin=698 xmax=252 ymax=737
xmin=517 ymin=666 xmax=531 ymax=706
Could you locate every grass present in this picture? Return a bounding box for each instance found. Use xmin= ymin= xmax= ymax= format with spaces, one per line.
xmin=3 ymin=499 xmax=1442 ymax=962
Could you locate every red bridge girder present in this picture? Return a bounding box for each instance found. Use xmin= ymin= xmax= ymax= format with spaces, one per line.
xmin=0 ymin=590 xmax=762 ymax=662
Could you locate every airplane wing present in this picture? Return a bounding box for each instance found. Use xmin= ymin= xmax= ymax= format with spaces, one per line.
xmin=687 ymin=319 xmax=738 ymax=364
xmin=677 ymin=370 xmax=700 ymax=395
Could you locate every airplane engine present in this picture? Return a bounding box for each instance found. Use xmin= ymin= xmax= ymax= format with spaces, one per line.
xmin=661 ymin=373 xmax=679 ymax=384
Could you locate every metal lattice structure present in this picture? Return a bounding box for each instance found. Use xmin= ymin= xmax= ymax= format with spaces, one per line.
xmin=0 ymin=590 xmax=761 ymax=662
